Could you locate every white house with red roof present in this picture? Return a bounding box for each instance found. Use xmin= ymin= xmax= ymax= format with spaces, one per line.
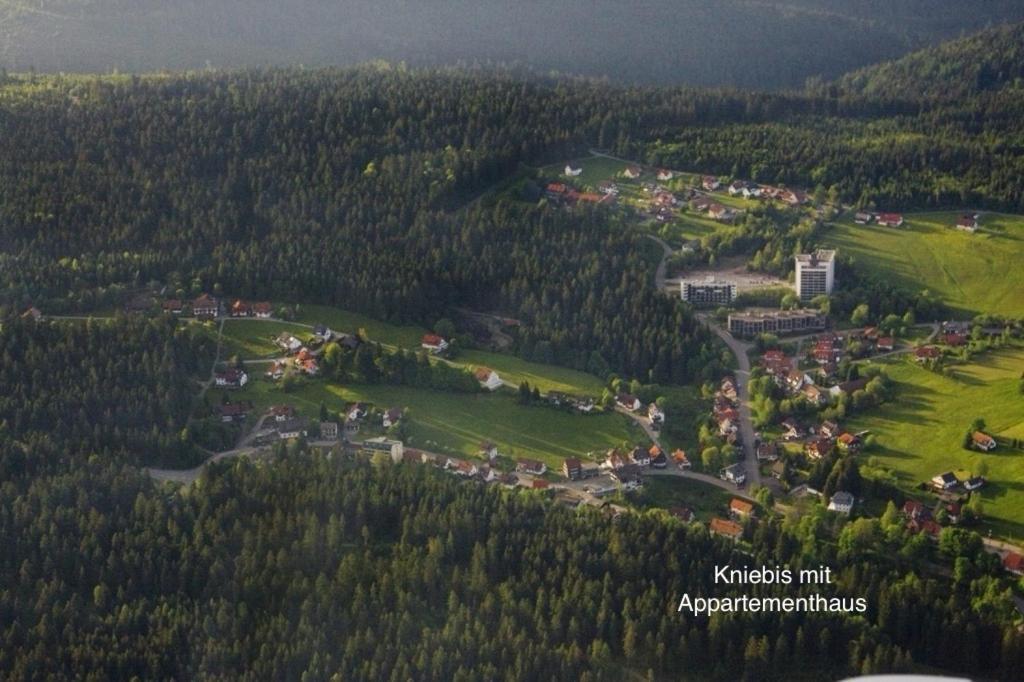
xmin=421 ymin=333 xmax=449 ymax=353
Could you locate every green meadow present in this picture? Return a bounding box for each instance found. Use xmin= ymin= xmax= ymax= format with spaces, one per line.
xmin=824 ymin=211 xmax=1024 ymax=317
xmin=220 ymin=319 xmax=313 ymax=358
xmin=846 ymin=346 xmax=1024 ymax=539
xmin=213 ymin=377 xmax=641 ymax=470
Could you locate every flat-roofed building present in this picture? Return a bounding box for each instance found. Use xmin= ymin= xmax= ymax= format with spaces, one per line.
xmin=795 ymin=250 xmax=836 ymax=301
xmin=727 ymin=309 xmax=827 ymax=338
xmin=681 ymin=277 xmax=737 ymax=306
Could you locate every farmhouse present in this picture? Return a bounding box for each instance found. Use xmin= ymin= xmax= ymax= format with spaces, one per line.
xmin=562 ymin=458 xmax=582 ymax=481
xmin=673 ymin=449 xmax=692 ymax=469
xmin=828 ymin=491 xmax=855 ymax=515
xmin=616 ymin=393 xmax=642 ymax=411
xmin=216 ymin=403 xmax=250 ymax=423
xmin=252 ymin=301 xmax=273 ymax=318
xmin=474 ymin=367 xmax=502 ymax=391
xmin=943 ymin=332 xmax=967 ymax=346
xmin=230 ymin=299 xmax=251 ymax=317
xmin=162 ymin=300 xmax=184 ymax=315
xmin=756 ymin=441 xmax=779 ymax=462
xmin=804 ymin=437 xmax=833 ymax=460
xmin=516 ymin=459 xmax=547 ymax=476
xmin=276 ymin=418 xmax=308 ymax=440
xmin=1003 ymin=552 xmax=1024 ymax=576
xmin=269 ymin=404 xmax=295 ymax=422
xmin=914 ymin=346 xmax=942 ymax=362
xmin=955 ymin=214 xmax=979 ymax=232
xmin=275 ymin=333 xmax=303 ymax=352
xmin=421 ymin=333 xmax=449 ymax=353
xmin=383 ymin=407 xmax=403 ymax=428
xmin=720 ymin=463 xmax=746 ymax=485
xmin=709 ymin=517 xmax=744 ymax=541
xmin=729 ymin=498 xmax=754 ymax=518
xmin=623 ymin=166 xmax=642 ymax=179
xmin=707 ymin=203 xmax=733 ymax=221
xmin=876 ymin=336 xmax=895 ymax=351
xmin=876 ymin=212 xmax=904 ymax=227
xmin=214 ymin=368 xmax=248 ymax=389
xmin=319 ymin=421 xmax=339 ymax=441
xmin=702 ymin=176 xmax=720 ymax=191
xmin=854 ymin=211 xmax=874 ymax=224
xmin=972 ymin=431 xmax=997 ymax=451
xmin=836 ymin=432 xmax=861 ymax=453
xmin=964 ymin=476 xmax=986 ymax=491
xmin=931 ymin=471 xmax=959 ymax=491
xmin=192 ymin=294 xmax=219 ymax=317
xmin=657 ymin=169 xmax=674 ymax=181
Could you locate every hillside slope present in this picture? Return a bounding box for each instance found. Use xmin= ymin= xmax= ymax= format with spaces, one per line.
xmin=831 ymin=22 xmax=1024 ymax=99
xmin=3 ymin=1 xmax=1024 ymax=88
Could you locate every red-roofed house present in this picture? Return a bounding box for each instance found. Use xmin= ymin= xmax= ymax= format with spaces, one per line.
xmin=709 ymin=517 xmax=744 ymax=541
xmin=474 ymin=367 xmax=502 ymax=391
xmin=955 ymin=214 xmax=979 ymax=232
xmin=729 ymin=498 xmax=754 ymax=518
xmin=1003 ymin=552 xmax=1024 ymax=576
xmin=421 ymin=334 xmax=449 ymax=353
xmin=972 ymin=431 xmax=997 ymax=452
xmin=877 ymin=213 xmax=904 ymax=227
xmin=914 ymin=346 xmax=942 ymax=362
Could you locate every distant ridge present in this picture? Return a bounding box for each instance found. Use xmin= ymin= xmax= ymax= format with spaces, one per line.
xmin=829 ymin=22 xmax=1024 ymax=100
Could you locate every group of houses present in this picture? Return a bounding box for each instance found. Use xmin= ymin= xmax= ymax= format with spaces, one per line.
xmin=545 ymin=181 xmax=616 ymax=208
xmin=777 ymin=417 xmax=863 ymax=462
xmin=854 ymin=211 xmax=905 ymax=228
xmin=902 ymin=498 xmax=964 ymax=538
xmin=162 ymin=294 xmax=273 ymax=319
xmin=931 ymin=470 xmax=986 ymax=494
xmin=689 ymin=195 xmax=736 ymax=222
xmin=615 ymin=393 xmax=667 ymax=427
xmin=712 ymin=376 xmax=741 ymax=445
xmin=545 ymin=392 xmax=597 ymax=414
xmin=726 ymin=180 xmax=808 ymax=206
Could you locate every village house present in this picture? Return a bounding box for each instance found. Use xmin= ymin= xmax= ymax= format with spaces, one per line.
xmin=669 ymin=507 xmax=695 ymax=523
xmin=446 ymin=458 xmax=479 ymax=478
xmin=709 ymin=517 xmax=744 ymax=542
xmin=690 ymin=196 xmax=713 ymax=212
xmin=914 ymin=346 xmax=942 ymax=362
xmin=421 ymin=333 xmax=449 ymax=354
xmin=252 ymin=301 xmax=273 ymax=318
xmin=647 ymin=403 xmax=665 ymax=427
xmin=673 ymin=449 xmax=691 ymax=469
xmin=516 ymin=459 xmax=547 ymax=476
xmin=785 ymin=369 xmax=808 ymax=393
xmin=876 ymin=336 xmax=895 ymax=351
xmin=629 ymin=446 xmax=652 ymax=467
xmin=944 ymin=502 xmax=962 ymax=524
xmin=820 ymin=420 xmax=841 ymax=439
xmin=943 ymin=332 xmax=968 ymax=346
xmin=346 ymin=402 xmax=369 ymax=422
xmin=214 ymin=368 xmax=248 ymax=389
xmin=702 ymin=176 xmax=720 ymax=191
xmin=729 ymin=498 xmax=754 ymax=519
xmin=829 ymin=377 xmax=869 ymax=399
xmin=931 ymin=471 xmax=959 ymax=491
xmin=383 ymin=407 xmax=403 ymax=429
xmin=479 ymin=441 xmax=499 ymax=460
xmin=276 ymin=418 xmax=308 ymax=440
xmin=162 ymin=299 xmax=184 ymax=315
xmin=275 ymin=333 xmax=303 ymax=353
xmin=192 ymin=294 xmax=219 ymax=318
xmin=616 ymin=393 xmax=642 ymax=412
xmin=972 ymin=431 xmax=997 ymax=451
xmin=602 ymin=449 xmax=629 ymax=470
xmin=564 ymin=164 xmax=582 ymax=177
xmin=1003 ymin=552 xmax=1024 ymax=576
xmin=804 ymin=437 xmax=833 ymax=460
xmin=720 ymin=463 xmax=746 ymax=485
xmin=230 ymin=299 xmax=251 ymax=317
xmin=876 ymin=212 xmax=905 ymax=227
xmin=836 ymin=432 xmax=861 ymax=454
xmin=597 ymin=180 xmax=619 ymax=195
xmin=611 ymin=466 xmax=644 ymax=491
xmin=720 ymin=377 xmax=739 ymax=402
xmin=319 ymin=421 xmax=339 ymax=441
xmin=649 ymin=445 xmax=667 ymax=468
xmin=955 ymin=214 xmax=979 ymax=232
xmin=545 ymin=182 xmax=569 ymax=200
xmin=707 ymin=203 xmax=733 ymax=221
xmin=216 ymin=403 xmax=250 ymax=423
xmin=902 ymin=500 xmax=929 ymax=521
xmin=780 ymin=418 xmax=803 ymax=440
xmin=828 ymin=491 xmax=855 ymax=515
xmin=562 ymin=458 xmax=582 ymax=481
xmin=964 ymin=476 xmax=986 ymax=491
xmin=761 ymin=350 xmax=792 ymax=377
xmin=474 ymin=367 xmax=502 ymax=391
xmin=802 ymin=384 xmax=827 ymax=406
xmin=623 ymin=165 xmax=642 ymax=179
xmin=727 ymin=180 xmax=750 ymax=196
xmin=756 ymin=441 xmax=779 ymax=462
xmin=269 ymin=405 xmax=295 ymax=422
xmin=656 ymin=169 xmax=673 ymax=181
xmin=854 ymin=211 xmax=874 ymax=224
xmin=907 ymin=516 xmax=943 ymax=538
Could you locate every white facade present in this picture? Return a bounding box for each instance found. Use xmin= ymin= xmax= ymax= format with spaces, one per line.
xmin=795 ymin=250 xmax=836 ymax=301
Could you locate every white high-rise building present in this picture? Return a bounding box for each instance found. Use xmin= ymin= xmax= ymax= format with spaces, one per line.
xmin=795 ymin=250 xmax=836 ymax=301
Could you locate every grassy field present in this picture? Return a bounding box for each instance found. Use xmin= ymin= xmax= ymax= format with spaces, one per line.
xmin=541 ymin=156 xmax=629 ymax=187
xmin=293 ymin=304 xmax=427 ymax=348
xmin=637 ymin=476 xmax=736 ymax=521
xmin=847 ymin=346 xmax=1024 ymax=539
xmin=824 ymin=211 xmax=1024 ymax=317
xmin=215 ymin=377 xmax=640 ymax=469
xmin=457 ymin=350 xmax=606 ymax=396
xmin=220 ymin=319 xmax=313 ymax=358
